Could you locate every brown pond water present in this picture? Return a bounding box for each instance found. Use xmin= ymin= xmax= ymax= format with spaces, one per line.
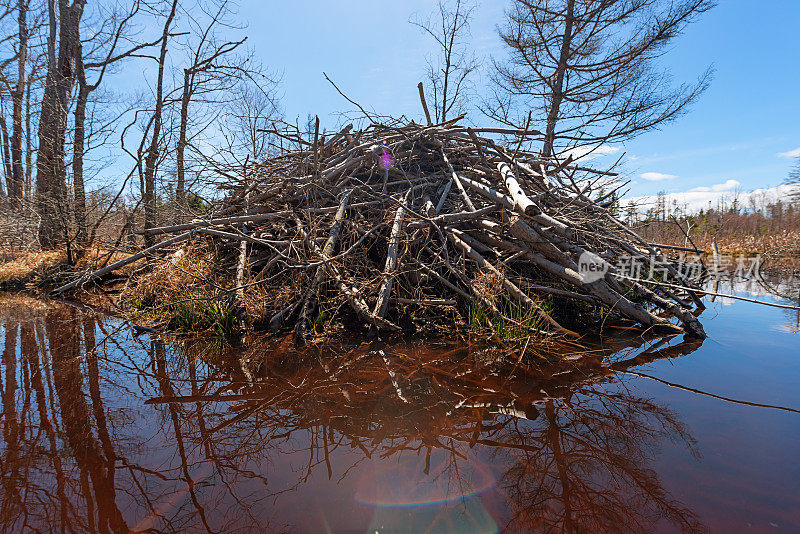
xmin=0 ymin=277 xmax=798 ymax=533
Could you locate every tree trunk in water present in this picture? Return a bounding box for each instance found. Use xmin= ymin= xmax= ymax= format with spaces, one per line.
xmin=36 ymin=0 xmax=85 ymax=249
xmin=541 ymin=0 xmax=575 ymax=158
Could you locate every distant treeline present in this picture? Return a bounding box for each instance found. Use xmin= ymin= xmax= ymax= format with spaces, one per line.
xmin=630 ymin=193 xmax=800 ymax=253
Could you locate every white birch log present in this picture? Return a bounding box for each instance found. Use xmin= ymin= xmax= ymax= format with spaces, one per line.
xmin=373 ymin=190 xmax=411 ymax=321
xmin=498 ymin=162 xmax=539 ymax=215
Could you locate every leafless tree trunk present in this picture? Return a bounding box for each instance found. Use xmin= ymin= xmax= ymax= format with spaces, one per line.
xmin=0 ymin=111 xmax=13 ymax=190
xmin=175 ymin=67 xmax=190 ymax=211
xmin=73 ymin=1 xmax=154 ymax=247
xmin=35 ymin=0 xmax=85 ymax=249
xmin=541 ymin=0 xmax=574 ymax=158
xmin=23 ymin=53 xmax=38 ymax=200
xmin=142 ymin=0 xmax=179 ymax=247
xmin=7 ymin=0 xmax=28 ymax=209
xmin=487 ymin=0 xmax=715 ymax=157
xmin=411 ymin=0 xmax=476 ymax=123
xmin=72 ymin=72 xmax=88 ymax=245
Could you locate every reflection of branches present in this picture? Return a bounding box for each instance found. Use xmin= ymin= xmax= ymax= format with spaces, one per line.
xmin=148 ymin=334 xmax=707 ymax=532
xmin=754 ymin=273 xmax=800 ymax=331
xmin=151 ymin=338 xmax=213 ymax=533
xmin=493 ymin=391 xmax=704 ymax=533
xmin=0 ymin=297 xmax=711 ymax=533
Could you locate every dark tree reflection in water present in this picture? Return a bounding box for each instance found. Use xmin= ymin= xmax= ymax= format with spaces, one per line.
xmin=0 ymin=297 xmax=713 ymax=533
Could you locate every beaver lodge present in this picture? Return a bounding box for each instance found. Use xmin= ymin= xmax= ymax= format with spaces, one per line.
xmin=53 ymin=115 xmax=707 ymax=343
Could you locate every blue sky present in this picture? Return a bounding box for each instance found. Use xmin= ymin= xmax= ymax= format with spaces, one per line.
xmin=222 ymin=1 xmax=799 ymax=204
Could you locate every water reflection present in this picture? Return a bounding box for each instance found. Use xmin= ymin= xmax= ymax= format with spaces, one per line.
xmin=0 ymin=297 xmax=710 ymax=532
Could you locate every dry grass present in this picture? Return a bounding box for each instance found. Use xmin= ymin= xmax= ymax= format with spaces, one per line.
xmin=0 ymin=247 xmax=140 ymax=291
xmin=118 ymin=241 xmax=305 ymax=335
xmin=643 ymin=229 xmax=800 ymax=274
xmin=656 ymin=230 xmax=800 ymax=256
xmin=471 ymin=268 xmax=504 ymax=305
xmin=120 ymin=243 xmax=221 ymax=311
xmin=0 ymin=250 xmax=65 ymax=286
xmin=634 ymin=207 xmax=800 ymax=257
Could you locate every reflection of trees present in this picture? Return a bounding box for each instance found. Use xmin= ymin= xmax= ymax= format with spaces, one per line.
xmin=754 ymin=273 xmax=800 ymax=332
xmin=151 ymin=334 xmax=708 ymax=533
xmin=0 ymin=304 xmax=129 ymax=532
xmin=1 ymin=297 xmax=709 ymax=533
xmin=494 ymin=393 xmax=702 ymax=533
xmin=48 ymin=308 xmax=129 ymax=533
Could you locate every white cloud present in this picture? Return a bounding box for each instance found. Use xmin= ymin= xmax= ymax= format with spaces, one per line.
xmin=712 ymin=179 xmax=740 ymax=191
xmin=561 ymin=144 xmax=620 ymax=161
xmin=640 ymin=172 xmax=677 ymax=181
xmin=778 ymin=147 xmax=800 ymax=158
xmin=688 ymin=179 xmax=740 ymax=193
xmin=620 ymin=181 xmax=790 ymax=214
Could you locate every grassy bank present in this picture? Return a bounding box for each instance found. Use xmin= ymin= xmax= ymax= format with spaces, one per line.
xmin=0 ymin=244 xmax=615 ymax=345
xmin=0 ymin=247 xmax=139 ymax=292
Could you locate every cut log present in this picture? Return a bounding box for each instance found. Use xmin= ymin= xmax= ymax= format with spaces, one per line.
xmin=498 ymin=162 xmax=540 ymax=215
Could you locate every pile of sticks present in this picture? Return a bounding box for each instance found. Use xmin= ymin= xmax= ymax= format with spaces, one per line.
xmin=55 ymin=116 xmax=707 ymax=341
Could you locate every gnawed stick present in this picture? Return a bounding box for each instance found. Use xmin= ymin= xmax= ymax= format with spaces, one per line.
xmin=137 ymin=201 xmax=384 ymax=236
xmin=457 ymin=173 xmax=573 ymax=239
xmin=396 ymin=298 xmax=457 ymax=306
xmin=417 ymin=82 xmax=433 ymax=126
xmin=618 ymin=277 xmax=706 ymax=338
xmin=295 ymin=211 xmax=401 ymax=333
xmin=649 ymin=242 xmax=708 ymax=254
xmin=441 ymin=148 xmax=476 ymax=212
xmin=295 ymin=189 xmax=353 ymax=342
xmin=406 ymin=205 xmax=496 ymax=230
xmin=503 ymin=217 xmax=683 ymax=334
xmin=498 ymin=162 xmax=540 ymax=216
xmin=234 ymin=188 xmax=251 ymax=331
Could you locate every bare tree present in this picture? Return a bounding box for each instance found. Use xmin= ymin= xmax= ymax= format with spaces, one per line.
xmin=6 ymin=0 xmax=27 ymax=209
xmin=142 ymin=0 xmax=178 ymax=247
xmin=35 ymin=0 xmax=85 ymax=249
xmin=410 ymin=0 xmax=477 ymax=124
xmin=23 ymin=41 xmax=43 ymax=199
xmin=174 ymin=0 xmax=245 ymax=217
xmin=73 ymin=0 xmax=159 ymax=246
xmin=787 ymin=158 xmax=800 ymax=204
xmin=486 ymin=0 xmax=715 ymax=157
xmin=224 ymin=73 xmax=280 ymax=161
xmin=0 ymin=1 xmax=18 ymax=203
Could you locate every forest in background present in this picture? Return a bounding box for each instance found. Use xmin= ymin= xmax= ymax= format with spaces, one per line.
xmin=0 ymin=0 xmax=796 ymax=265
